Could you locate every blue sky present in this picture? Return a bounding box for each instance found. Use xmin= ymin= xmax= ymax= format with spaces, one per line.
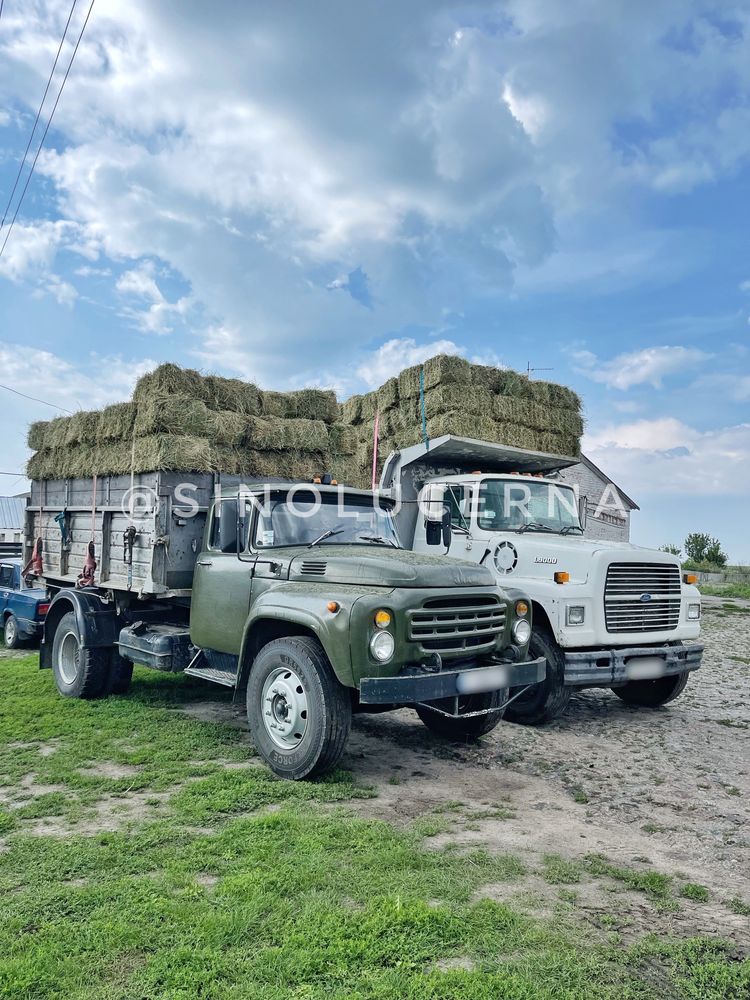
xmin=0 ymin=0 xmax=748 ymax=559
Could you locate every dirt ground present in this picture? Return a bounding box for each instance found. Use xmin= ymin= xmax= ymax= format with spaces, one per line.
xmin=180 ymin=600 xmax=750 ymax=946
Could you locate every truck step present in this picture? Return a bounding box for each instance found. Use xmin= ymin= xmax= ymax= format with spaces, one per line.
xmin=184 ymin=663 xmax=237 ymax=688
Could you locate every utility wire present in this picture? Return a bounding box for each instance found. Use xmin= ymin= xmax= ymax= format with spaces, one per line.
xmin=0 ymin=0 xmax=79 ymax=232
xmin=0 ymin=0 xmax=95 ymax=259
xmin=0 ymin=381 xmax=73 ymax=413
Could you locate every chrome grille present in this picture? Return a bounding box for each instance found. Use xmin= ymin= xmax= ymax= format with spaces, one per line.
xmin=408 ymin=595 xmax=506 ymax=653
xmin=605 ymin=562 xmax=681 ymax=633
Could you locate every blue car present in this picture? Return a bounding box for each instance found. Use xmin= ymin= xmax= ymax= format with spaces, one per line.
xmin=0 ymin=558 xmax=49 ymax=648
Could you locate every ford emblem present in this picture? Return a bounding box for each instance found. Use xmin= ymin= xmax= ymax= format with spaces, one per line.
xmin=639 ymin=593 xmax=652 ymax=603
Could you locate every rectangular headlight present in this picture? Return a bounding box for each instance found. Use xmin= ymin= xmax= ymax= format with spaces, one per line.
xmin=566 ymin=605 xmax=585 ymax=625
xmin=687 ymin=603 xmax=701 ymax=621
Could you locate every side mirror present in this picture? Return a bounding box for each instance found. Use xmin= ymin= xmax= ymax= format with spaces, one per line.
xmin=578 ymin=495 xmax=588 ymax=530
xmin=423 ymin=483 xmax=448 ymax=547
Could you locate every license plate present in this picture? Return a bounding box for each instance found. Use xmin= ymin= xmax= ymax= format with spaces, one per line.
xmin=625 ymin=656 xmax=667 ymax=680
xmin=456 ymin=665 xmax=508 ymax=695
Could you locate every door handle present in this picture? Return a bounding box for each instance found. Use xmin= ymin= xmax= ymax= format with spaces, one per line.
xmin=196 ymin=559 xmax=213 ymax=567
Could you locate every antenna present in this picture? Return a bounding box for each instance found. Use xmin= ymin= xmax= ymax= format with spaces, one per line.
xmin=526 ymin=362 xmax=554 ymax=379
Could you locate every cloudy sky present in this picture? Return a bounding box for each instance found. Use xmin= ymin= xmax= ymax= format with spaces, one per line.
xmin=1 ymin=0 xmax=749 ymax=559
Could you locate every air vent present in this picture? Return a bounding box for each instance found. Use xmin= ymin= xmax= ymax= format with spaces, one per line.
xmin=300 ymin=560 xmax=327 ymax=576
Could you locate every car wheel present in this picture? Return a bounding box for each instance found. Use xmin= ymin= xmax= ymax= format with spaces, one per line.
xmin=503 ymin=627 xmax=571 ymax=726
xmin=246 ymin=636 xmax=352 ymax=780
xmin=51 ymin=611 xmax=110 ymax=699
xmin=3 ymin=614 xmax=22 ymax=649
xmin=612 ymin=671 xmax=689 ymax=707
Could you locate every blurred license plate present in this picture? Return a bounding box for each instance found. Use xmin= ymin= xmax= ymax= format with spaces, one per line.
xmin=625 ymin=656 xmax=666 ymax=680
xmin=456 ymin=666 xmax=507 ymax=695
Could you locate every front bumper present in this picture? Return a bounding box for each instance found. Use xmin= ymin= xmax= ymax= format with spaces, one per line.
xmin=564 ymin=642 xmax=704 ymax=687
xmin=359 ymin=656 xmax=546 ymax=705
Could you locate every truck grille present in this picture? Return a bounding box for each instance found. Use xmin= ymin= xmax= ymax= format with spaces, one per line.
xmin=408 ymin=595 xmax=506 ymax=653
xmin=605 ymin=562 xmax=681 ymax=633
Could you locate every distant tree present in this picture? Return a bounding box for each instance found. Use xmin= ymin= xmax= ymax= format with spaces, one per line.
xmin=684 ymin=533 xmax=727 ymax=567
xmin=660 ymin=544 xmax=682 ymax=557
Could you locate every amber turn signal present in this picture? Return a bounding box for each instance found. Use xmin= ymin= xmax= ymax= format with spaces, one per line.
xmin=327 ymin=601 xmax=340 ymax=613
xmin=683 ymin=573 xmax=698 ymax=585
xmin=554 ymin=571 xmax=570 ymax=584
xmin=515 ymin=600 xmax=529 ymax=616
xmin=374 ymin=609 xmax=392 ymax=629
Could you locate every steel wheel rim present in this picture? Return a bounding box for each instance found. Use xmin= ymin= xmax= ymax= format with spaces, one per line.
xmin=59 ymin=631 xmax=80 ymax=685
xmin=261 ymin=666 xmax=309 ymax=750
xmin=5 ymin=618 xmax=16 ymax=645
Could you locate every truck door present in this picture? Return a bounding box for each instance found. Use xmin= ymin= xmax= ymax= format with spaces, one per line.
xmin=190 ymin=498 xmax=254 ymax=655
xmin=0 ymin=563 xmax=13 ymax=616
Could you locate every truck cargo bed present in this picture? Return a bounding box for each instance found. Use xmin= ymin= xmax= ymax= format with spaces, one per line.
xmin=26 ymin=472 xmax=244 ymax=598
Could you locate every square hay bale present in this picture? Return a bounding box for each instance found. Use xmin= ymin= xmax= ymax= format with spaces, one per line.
xmin=494 ymin=422 xmax=542 ymax=451
xmin=528 ymin=380 xmax=554 ymax=407
xmin=375 ymin=377 xmax=399 ymax=412
xmin=131 ymin=434 xmax=215 ymax=473
xmin=133 ymin=363 xmax=209 ymax=405
xmin=290 ymin=388 xmax=339 ymax=424
xmin=60 ymin=410 xmax=101 ymax=447
xmin=492 ymin=396 xmax=530 ymax=425
xmin=494 ymin=369 xmax=533 ymax=398
xmin=341 ymin=395 xmax=363 ymax=425
xmin=245 ymin=416 xmax=330 ymax=453
xmin=426 ymin=411 xmax=498 ymax=441
xmin=423 ymin=354 xmax=472 ymax=390
xmin=546 ymin=405 xmax=584 ymax=439
xmin=27 ymin=421 xmax=50 ymax=451
xmin=425 ymin=384 xmax=493 ymax=418
xmin=96 ymin=402 xmax=137 ymax=443
xmin=260 ymin=390 xmax=295 ymax=419
xmin=204 ymin=375 xmax=262 ymax=416
xmin=26 ymin=450 xmax=52 ymax=480
xmin=207 ymin=410 xmax=247 ymax=446
xmin=548 ymin=383 xmax=581 ymax=410
xmin=44 ymin=416 xmax=74 ymax=451
xmin=134 ymin=395 xmax=211 ymax=438
xmin=359 ymin=392 xmax=378 ymax=422
xmin=327 ymin=423 xmax=357 ymax=456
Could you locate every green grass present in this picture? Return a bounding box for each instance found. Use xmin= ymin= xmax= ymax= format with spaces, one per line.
xmin=699 ymin=583 xmax=750 ymax=600
xmin=0 ymin=655 xmax=748 ymax=999
xmin=680 ymin=884 xmax=710 ymax=903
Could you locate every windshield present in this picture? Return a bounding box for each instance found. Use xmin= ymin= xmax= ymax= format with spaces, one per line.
xmin=253 ymin=490 xmax=401 ymax=548
xmin=477 ymin=479 xmax=582 ymax=534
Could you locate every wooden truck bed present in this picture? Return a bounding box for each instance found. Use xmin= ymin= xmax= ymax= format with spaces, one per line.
xmin=25 ymin=472 xmax=244 ymax=598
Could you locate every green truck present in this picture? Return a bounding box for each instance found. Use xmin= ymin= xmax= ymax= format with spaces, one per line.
xmin=26 ymin=473 xmax=544 ymax=778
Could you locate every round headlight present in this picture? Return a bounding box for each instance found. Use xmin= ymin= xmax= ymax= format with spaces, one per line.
xmin=512 ymin=618 xmax=532 ymax=645
xmin=370 ymin=630 xmax=395 ymax=662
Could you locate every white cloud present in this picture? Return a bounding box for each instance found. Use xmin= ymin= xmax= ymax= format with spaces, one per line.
xmin=584 ymin=418 xmax=750 ymax=496
xmin=355 ymin=337 xmax=503 ymax=389
xmin=574 ymin=345 xmax=710 ymax=390
xmin=115 ymin=261 xmax=191 ymax=335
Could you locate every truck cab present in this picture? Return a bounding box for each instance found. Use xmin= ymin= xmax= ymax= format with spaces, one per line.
xmin=381 ymin=437 xmax=703 ymax=724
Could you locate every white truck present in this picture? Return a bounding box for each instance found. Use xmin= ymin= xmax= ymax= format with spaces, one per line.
xmin=380 ymin=435 xmax=703 ymax=724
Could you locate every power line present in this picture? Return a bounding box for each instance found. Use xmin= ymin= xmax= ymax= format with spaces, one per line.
xmin=0 ymin=381 xmax=73 ymax=413
xmin=0 ymin=0 xmax=95 ymax=259
xmin=0 ymin=472 xmax=26 ymax=476
xmin=0 ymin=0 xmax=79 ymax=232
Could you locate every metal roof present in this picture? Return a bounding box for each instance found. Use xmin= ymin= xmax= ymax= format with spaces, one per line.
xmin=0 ymin=496 xmax=24 ymax=531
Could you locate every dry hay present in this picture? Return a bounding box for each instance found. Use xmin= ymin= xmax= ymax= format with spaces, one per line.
xmin=97 ymin=403 xmax=137 ymax=443
xmin=341 ymin=395 xmax=363 ymax=425
xmin=27 ymin=421 xmax=49 ymax=452
xmin=207 ymin=410 xmax=247 ymax=446
xmin=245 ymin=416 xmax=329 ymax=453
xmin=327 ymin=423 xmax=357 ymax=456
xmin=133 ymin=363 xmax=208 ymax=405
xmin=134 ymin=395 xmax=210 ymax=438
xmin=204 ymin=374 xmax=261 ymax=416
xmin=290 ymin=389 xmax=339 ymax=424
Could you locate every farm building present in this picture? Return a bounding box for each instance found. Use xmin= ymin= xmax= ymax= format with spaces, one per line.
xmin=0 ymin=496 xmax=25 ymax=557
xmin=556 ymin=455 xmax=638 ymax=542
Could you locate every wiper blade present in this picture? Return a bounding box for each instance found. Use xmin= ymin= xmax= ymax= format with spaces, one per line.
xmin=358 ymin=534 xmax=399 ymax=547
xmin=560 ymin=525 xmax=584 ymax=535
xmin=518 ymin=522 xmax=555 ymax=534
xmin=308 ymin=528 xmax=345 ymax=548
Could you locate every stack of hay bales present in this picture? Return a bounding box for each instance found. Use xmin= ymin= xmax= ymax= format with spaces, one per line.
xmin=26 ymin=363 xmax=345 ymax=481
xmin=337 ymin=355 xmax=583 ymax=488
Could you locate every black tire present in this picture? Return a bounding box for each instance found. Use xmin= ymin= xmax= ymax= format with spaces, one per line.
xmin=246 ymin=636 xmax=352 ymax=780
xmin=612 ymin=671 xmax=689 ymax=707
xmin=51 ymin=611 xmax=110 ymax=699
xmin=415 ymin=690 xmax=507 ymax=741
xmin=504 ymin=627 xmax=571 ymax=726
xmin=3 ymin=614 xmax=23 ymax=649
xmin=105 ymin=650 xmax=134 ymax=695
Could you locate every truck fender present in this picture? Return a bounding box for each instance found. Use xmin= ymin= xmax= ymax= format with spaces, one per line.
xmin=237 ymin=606 xmax=354 ymax=691
xmin=40 ymin=590 xmax=119 ymax=670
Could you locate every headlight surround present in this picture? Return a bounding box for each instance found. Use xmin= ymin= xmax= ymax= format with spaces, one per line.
xmin=566 ymin=605 xmax=585 ymax=626
xmin=512 ymin=618 xmax=532 ymax=645
xmin=687 ymin=603 xmax=701 ymax=621
xmin=370 ymin=629 xmax=395 ymax=662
